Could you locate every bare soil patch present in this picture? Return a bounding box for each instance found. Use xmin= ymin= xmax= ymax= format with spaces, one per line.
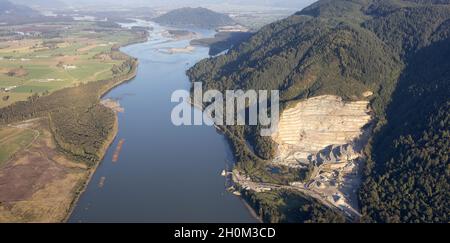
xmin=0 ymin=118 xmax=89 ymax=222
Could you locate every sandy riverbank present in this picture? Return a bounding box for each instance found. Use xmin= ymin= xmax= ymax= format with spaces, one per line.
xmin=159 ymin=45 xmax=196 ymax=54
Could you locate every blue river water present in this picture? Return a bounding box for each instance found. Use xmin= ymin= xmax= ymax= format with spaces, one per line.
xmin=68 ymin=22 xmax=257 ymax=223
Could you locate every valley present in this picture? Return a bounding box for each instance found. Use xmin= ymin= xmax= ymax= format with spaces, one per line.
xmin=0 ymin=0 xmax=448 ymax=224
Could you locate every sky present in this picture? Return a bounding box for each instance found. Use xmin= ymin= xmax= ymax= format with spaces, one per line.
xmin=14 ymin=0 xmax=317 ymax=11
xmin=65 ymin=0 xmax=316 ymax=8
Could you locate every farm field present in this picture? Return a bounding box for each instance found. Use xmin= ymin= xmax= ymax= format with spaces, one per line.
xmin=0 ymin=118 xmax=90 ymax=222
xmin=0 ymin=22 xmax=142 ymax=108
xmin=0 ymin=125 xmax=38 ymax=166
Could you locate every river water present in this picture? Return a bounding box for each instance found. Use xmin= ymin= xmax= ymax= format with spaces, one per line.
xmin=68 ymin=22 xmax=256 ymax=223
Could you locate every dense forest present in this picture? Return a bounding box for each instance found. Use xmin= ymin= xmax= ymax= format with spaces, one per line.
xmin=187 ymin=0 xmax=450 ymax=223
xmin=152 ymin=7 xmax=235 ymax=29
xmin=191 ymin=32 xmax=253 ymax=56
xmin=359 ymin=36 xmax=450 ymax=223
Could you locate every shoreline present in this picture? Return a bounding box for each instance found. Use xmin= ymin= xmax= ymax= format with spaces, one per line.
xmin=63 ymin=111 xmax=119 ymax=223
xmin=62 ymin=36 xmax=145 ymax=223
xmin=238 ymin=196 xmax=264 ymax=223
xmin=65 ymin=25 xmax=261 ymax=223
xmin=187 ymin=91 xmax=264 ymax=223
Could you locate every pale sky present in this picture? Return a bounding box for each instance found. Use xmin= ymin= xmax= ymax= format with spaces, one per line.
xmin=52 ymin=0 xmax=317 ymax=10
xmin=10 ymin=0 xmax=318 ymax=15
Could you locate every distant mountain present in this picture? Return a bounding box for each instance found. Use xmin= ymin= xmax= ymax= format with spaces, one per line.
xmin=56 ymin=0 xmax=317 ymax=10
xmin=0 ymin=0 xmax=42 ymax=23
xmin=10 ymin=0 xmax=67 ymax=9
xmin=0 ymin=0 xmax=39 ymax=15
xmin=206 ymin=0 xmax=318 ymax=9
xmin=153 ymin=7 xmax=235 ymax=29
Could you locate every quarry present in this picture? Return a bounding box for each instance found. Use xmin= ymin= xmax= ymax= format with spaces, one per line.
xmin=235 ymin=95 xmax=373 ymax=219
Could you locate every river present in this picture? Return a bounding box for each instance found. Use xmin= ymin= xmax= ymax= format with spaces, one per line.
xmin=68 ymin=22 xmax=257 ymax=223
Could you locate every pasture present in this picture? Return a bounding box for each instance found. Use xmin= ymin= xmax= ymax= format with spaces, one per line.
xmin=0 ymin=125 xmax=38 ymax=166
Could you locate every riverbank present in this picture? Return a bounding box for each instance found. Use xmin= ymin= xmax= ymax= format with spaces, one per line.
xmin=239 ymin=197 xmax=264 ymax=223
xmin=188 ymin=92 xmax=264 ymax=223
xmin=68 ymin=22 xmax=257 ymax=222
xmin=63 ymin=45 xmax=143 ymax=223
xmin=63 ymin=113 xmax=119 ymax=223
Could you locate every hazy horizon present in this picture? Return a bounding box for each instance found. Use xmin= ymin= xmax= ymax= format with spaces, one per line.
xmin=10 ymin=0 xmax=317 ymax=11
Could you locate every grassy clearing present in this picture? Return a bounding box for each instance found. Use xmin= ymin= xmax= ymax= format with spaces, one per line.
xmin=0 ymin=126 xmax=38 ymax=166
xmin=0 ymin=118 xmax=90 ymax=223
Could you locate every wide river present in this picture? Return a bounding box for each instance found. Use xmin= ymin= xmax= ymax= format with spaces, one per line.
xmin=68 ymin=22 xmax=256 ymax=223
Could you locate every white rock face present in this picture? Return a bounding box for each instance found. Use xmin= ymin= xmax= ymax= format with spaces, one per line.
xmin=270 ymin=95 xmax=373 ymax=216
xmin=272 ymin=95 xmax=371 ymax=167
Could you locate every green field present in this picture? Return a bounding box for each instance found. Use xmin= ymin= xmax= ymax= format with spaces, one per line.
xmin=0 ymin=126 xmax=38 ymax=166
xmin=0 ymin=22 xmax=141 ymax=108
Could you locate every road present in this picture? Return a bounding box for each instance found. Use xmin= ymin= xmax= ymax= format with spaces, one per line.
xmin=232 ymin=171 xmax=361 ymax=220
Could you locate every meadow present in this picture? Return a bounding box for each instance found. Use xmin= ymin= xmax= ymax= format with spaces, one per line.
xmin=0 ymin=125 xmax=38 ymax=166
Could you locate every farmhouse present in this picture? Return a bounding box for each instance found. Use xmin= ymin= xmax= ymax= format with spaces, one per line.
xmin=2 ymin=86 xmax=17 ymax=92
xmin=63 ymin=64 xmax=77 ymax=70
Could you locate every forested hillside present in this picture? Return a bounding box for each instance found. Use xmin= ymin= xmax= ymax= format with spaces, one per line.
xmin=153 ymin=7 xmax=235 ymax=29
xmin=187 ymin=0 xmax=450 ymax=222
xmin=359 ymin=36 xmax=450 ymax=223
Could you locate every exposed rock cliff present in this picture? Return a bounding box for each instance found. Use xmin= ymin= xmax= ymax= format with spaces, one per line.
xmin=270 ymin=95 xmax=373 ymax=216
xmin=272 ymin=95 xmax=371 ymax=168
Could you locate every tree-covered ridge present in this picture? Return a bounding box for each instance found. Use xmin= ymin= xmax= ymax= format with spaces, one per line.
xmin=361 ymin=101 xmax=449 ymax=223
xmin=187 ymin=0 xmax=450 ymax=222
xmin=152 ymin=7 xmax=235 ymax=29
xmin=359 ymin=37 xmax=450 ymax=223
xmin=363 ymin=3 xmax=450 ymax=57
